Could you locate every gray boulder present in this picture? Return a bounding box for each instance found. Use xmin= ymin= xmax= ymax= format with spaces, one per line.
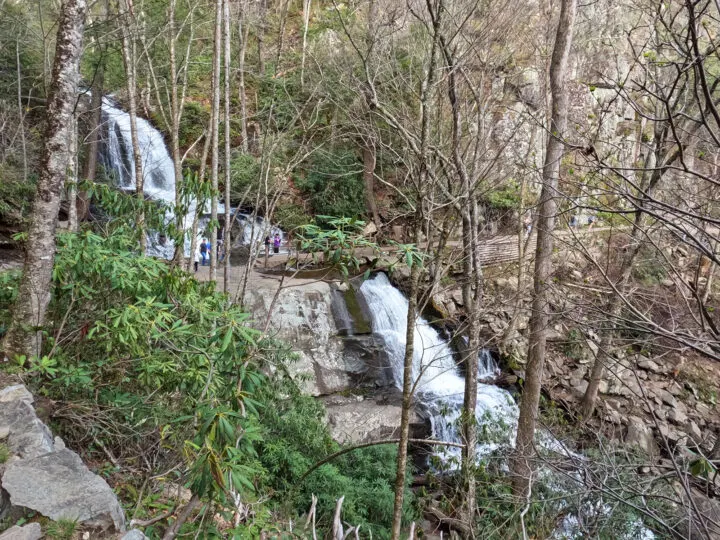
xmin=0 ymin=523 xmax=42 ymax=540
xmin=625 ymin=417 xmax=657 ymax=456
xmin=3 ymin=449 xmax=125 ymax=531
xmin=121 ymin=530 xmax=149 ymax=540
xmin=0 ymin=399 xmax=55 ymax=459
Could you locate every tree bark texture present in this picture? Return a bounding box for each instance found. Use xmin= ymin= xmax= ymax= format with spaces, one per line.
xmin=390 ymin=219 xmax=421 ymax=540
xmin=510 ymin=0 xmax=576 ymax=500
xmin=209 ymin=0 xmax=222 ymax=282
xmin=80 ymin=60 xmax=104 ymax=221
xmin=67 ymin=112 xmax=79 ymax=231
xmin=2 ymin=0 xmax=87 ymax=360
xmin=223 ymin=0 xmax=232 ymax=293
xmin=120 ymin=0 xmax=146 ymax=251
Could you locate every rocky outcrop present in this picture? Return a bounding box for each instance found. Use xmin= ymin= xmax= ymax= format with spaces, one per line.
xmin=0 ymin=384 xmax=125 ymax=532
xmin=323 ymin=391 xmax=427 ymax=445
xmin=0 ymin=524 xmax=42 ymax=540
xmin=244 ymin=275 xmax=391 ymax=396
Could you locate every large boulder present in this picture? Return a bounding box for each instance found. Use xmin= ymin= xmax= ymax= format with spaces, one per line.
xmin=3 ymin=449 xmax=125 ymax=531
xmin=324 ymin=393 xmax=426 ymax=445
xmin=0 ymin=523 xmax=42 ymax=540
xmin=0 ymin=384 xmax=125 ymax=532
xmin=244 ymin=276 xmax=389 ymax=395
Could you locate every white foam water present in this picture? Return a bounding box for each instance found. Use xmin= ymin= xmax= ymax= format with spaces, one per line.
xmin=358 ymin=273 xmax=518 ymax=461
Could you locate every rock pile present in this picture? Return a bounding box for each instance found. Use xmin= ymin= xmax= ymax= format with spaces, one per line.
xmin=0 ymin=384 xmax=126 ymax=534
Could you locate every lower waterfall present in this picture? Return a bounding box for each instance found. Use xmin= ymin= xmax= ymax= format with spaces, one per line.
xmin=358 ymin=273 xmax=517 ymax=461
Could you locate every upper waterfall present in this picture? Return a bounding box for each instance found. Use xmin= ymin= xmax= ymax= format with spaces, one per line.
xmin=101 ymin=98 xmax=176 ymax=204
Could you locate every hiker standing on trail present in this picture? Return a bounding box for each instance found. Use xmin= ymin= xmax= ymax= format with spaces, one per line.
xmin=264 ymin=235 xmax=271 ymax=255
xmin=273 ymin=233 xmax=281 ymax=254
xmin=523 ymin=215 xmax=532 ymax=238
xmin=200 ymin=239 xmax=208 ymax=266
xmin=569 ymin=214 xmax=577 ymax=228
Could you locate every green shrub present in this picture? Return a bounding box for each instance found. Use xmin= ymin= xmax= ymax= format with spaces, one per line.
xmin=44 ymin=519 xmax=77 ymax=540
xmin=295 ymin=150 xmax=366 ymax=218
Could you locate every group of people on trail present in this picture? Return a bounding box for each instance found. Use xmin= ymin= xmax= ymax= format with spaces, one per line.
xmin=265 ymin=233 xmax=282 ymax=255
xmin=568 ymin=214 xmax=597 ymax=229
xmin=194 ymin=238 xmax=211 ymax=272
xmin=193 ymin=232 xmax=281 ymax=272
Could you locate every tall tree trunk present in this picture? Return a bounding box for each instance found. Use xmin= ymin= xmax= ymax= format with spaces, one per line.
xmin=362 ymin=142 xmax=381 ymax=228
xmin=67 ymin=112 xmax=79 ymax=231
xmin=2 ymin=0 xmax=87 ymax=361
xmin=169 ymin=0 xmax=185 ymax=265
xmin=256 ymin=0 xmax=267 ymax=77
xmin=209 ymin=0 xmax=222 ymax=282
xmin=120 ymin=0 xmax=146 ymax=251
xmin=223 ymin=0 xmax=232 ymax=294
xmin=16 ymin=39 xmax=28 ymax=183
xmin=390 ymin=214 xmax=422 ymax=540
xmin=300 ymin=0 xmax=311 ymax=87
xmin=186 ymin=132 xmax=211 ymax=273
xmin=581 ymin=159 xmax=664 ymax=417
xmin=80 ymin=60 xmax=104 ymax=221
xmin=237 ymin=1 xmax=249 ymax=153
xmin=510 ymin=0 xmax=576 ymax=500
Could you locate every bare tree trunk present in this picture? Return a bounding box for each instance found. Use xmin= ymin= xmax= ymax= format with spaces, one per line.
xmin=16 ymin=39 xmax=27 ymax=183
xmin=209 ymin=0 xmax=222 ymax=282
xmin=2 ymin=0 xmax=87 ymax=361
xmin=256 ymin=0 xmax=267 ymax=77
xmin=67 ymin=112 xmax=79 ymax=231
xmin=223 ymin=0 xmax=232 ymax=293
xmin=80 ymin=60 xmax=104 ymax=221
xmin=390 ymin=217 xmax=422 ymax=540
xmin=186 ymin=132 xmax=211 ymax=273
xmin=120 ymin=0 xmax=146 ymax=251
xmin=510 ymin=0 xmax=576 ymax=500
xmin=237 ymin=1 xmax=249 ymax=153
xmin=362 ymin=142 xmax=381 ymax=228
xmin=169 ymin=0 xmax=185 ymax=265
xmin=300 ymin=0 xmax=311 ymax=88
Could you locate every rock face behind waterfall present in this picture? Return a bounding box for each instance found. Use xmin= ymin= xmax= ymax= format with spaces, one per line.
xmin=243 ymin=274 xmax=426 ymax=443
xmin=0 ymin=384 xmax=125 ymax=532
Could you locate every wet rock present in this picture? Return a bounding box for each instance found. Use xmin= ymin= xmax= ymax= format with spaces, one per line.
xmin=0 ymin=524 xmax=42 ymax=540
xmin=3 ymin=449 xmax=125 ymax=531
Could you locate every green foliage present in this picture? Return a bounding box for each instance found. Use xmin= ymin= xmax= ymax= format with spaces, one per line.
xmin=562 ymin=328 xmax=585 ymax=360
xmin=295 ymin=150 xmax=366 ymax=218
xmin=297 ymin=216 xmax=379 ymax=279
xmin=0 ymin=270 xmax=20 ymax=333
xmin=230 ymin=153 xmax=261 ymax=200
xmin=255 ymin=387 xmax=417 ymax=539
xmin=632 ymin=246 xmax=667 ymax=285
xmin=0 ymin=167 xmax=37 ymax=225
xmin=274 ymin=203 xmax=312 ymax=232
xmin=44 ymin=519 xmax=77 ymax=540
xmin=0 ymin=443 xmax=9 ymax=464
xmin=485 ymin=180 xmax=522 ymax=211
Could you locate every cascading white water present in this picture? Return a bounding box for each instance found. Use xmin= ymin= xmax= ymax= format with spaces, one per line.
xmin=100 ymin=98 xmax=283 ymax=259
xmin=358 ymin=273 xmax=518 ymax=461
xmin=101 ymin=97 xmax=186 ymax=259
